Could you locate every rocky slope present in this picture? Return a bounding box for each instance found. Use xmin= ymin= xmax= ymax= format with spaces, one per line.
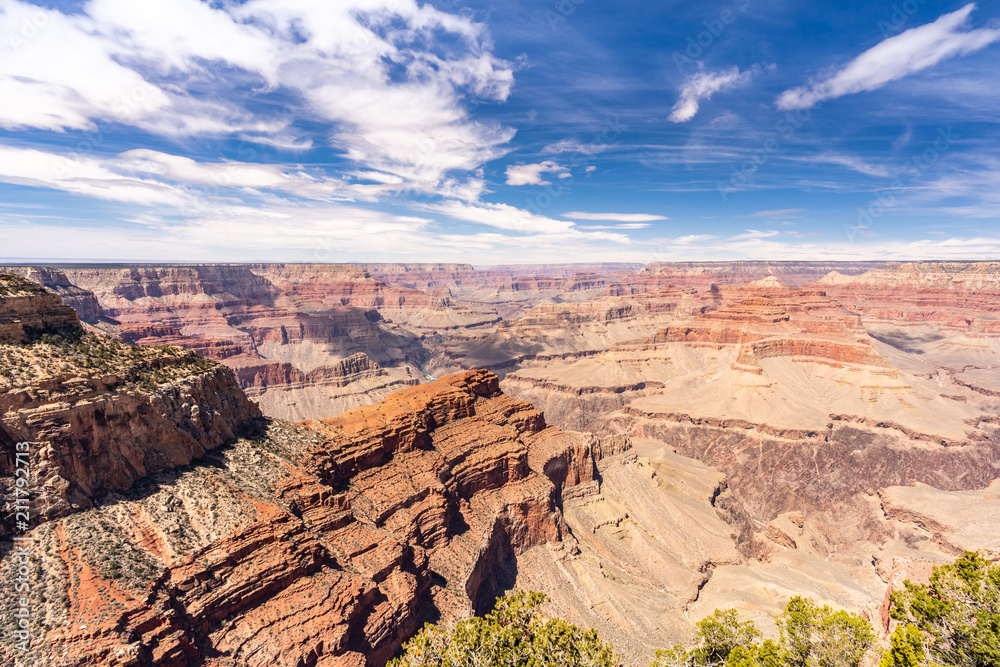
xmin=6 ymin=261 xmax=1000 ymax=664
xmin=494 ymin=270 xmax=1000 ymax=646
xmin=2 ymin=268 xmax=103 ymax=323
xmin=0 ymin=284 xmax=625 ymax=666
xmin=0 ymin=274 xmax=82 ymax=343
xmin=0 ymin=275 xmax=262 ymax=536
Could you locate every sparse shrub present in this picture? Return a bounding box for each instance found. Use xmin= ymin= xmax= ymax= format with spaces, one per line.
xmin=652 ymin=597 xmax=873 ymax=667
xmin=883 ymin=551 xmax=1000 ymax=667
xmin=390 ymin=591 xmax=617 ymax=667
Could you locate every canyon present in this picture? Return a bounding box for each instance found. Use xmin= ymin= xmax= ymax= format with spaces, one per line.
xmin=2 ymin=261 xmax=1000 ymax=665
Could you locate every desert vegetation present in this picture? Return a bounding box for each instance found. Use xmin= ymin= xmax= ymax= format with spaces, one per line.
xmin=882 ymin=552 xmax=1000 ymax=667
xmin=0 ymin=328 xmax=217 ymax=391
xmin=0 ymin=273 xmax=47 ymax=297
xmin=389 ymin=591 xmax=618 ymax=667
xmin=392 ymin=552 xmax=999 ymax=667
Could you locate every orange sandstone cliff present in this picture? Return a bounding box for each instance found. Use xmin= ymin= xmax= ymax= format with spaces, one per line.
xmin=0 ymin=280 xmax=614 ymax=666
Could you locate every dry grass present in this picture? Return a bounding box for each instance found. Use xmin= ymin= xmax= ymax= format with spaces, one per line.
xmin=0 ymin=329 xmax=217 ymax=391
xmin=0 ymin=273 xmax=46 ymax=297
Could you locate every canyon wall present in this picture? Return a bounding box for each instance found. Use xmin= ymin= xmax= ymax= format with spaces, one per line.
xmin=5 ymin=261 xmax=1000 ymax=663
xmin=1 ymin=287 xmax=619 ymax=667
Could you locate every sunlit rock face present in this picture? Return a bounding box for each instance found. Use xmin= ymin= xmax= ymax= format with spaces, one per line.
xmin=5 ymin=261 xmax=1000 ymax=664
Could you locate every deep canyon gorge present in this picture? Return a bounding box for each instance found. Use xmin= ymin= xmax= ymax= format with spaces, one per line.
xmin=3 ymin=261 xmax=1000 ymax=666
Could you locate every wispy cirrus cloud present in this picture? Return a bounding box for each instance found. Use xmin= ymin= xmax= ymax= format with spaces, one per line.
xmin=730 ymin=229 xmax=781 ymax=241
xmin=669 ymin=66 xmax=761 ymax=123
xmin=793 ymin=153 xmax=892 ymax=177
xmin=562 ymin=212 xmax=668 ymax=222
xmin=777 ymin=3 xmax=1000 ymax=110
xmin=751 ymin=208 xmax=806 ymax=217
xmin=578 ymin=223 xmax=651 ymax=230
xmin=425 ymin=201 xmax=576 ymax=234
xmin=541 ymin=139 xmax=609 ymax=155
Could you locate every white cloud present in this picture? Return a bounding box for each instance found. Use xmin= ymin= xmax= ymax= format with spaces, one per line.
xmin=675 ymin=234 xmax=719 ymax=243
xmin=0 ymin=145 xmax=434 ymax=211
xmin=0 ymin=205 xmax=437 ymax=262
xmin=541 ymin=139 xmax=608 ymax=155
xmin=0 ymin=143 xmax=648 ymax=259
xmin=797 ymin=153 xmax=892 ymax=177
xmin=505 ymin=161 xmax=567 ymax=186
xmin=579 ymin=223 xmax=651 ymax=230
xmin=117 ymin=150 xmax=309 ymax=189
xmin=751 ymin=208 xmax=806 ymax=217
xmin=562 ymin=212 xmax=668 ymax=222
xmin=777 ymin=3 xmax=1000 ymax=110
xmin=0 ymin=146 xmax=189 ymax=206
xmin=427 ymin=201 xmax=575 ymax=233
xmin=0 ymin=1 xmax=172 ymax=132
xmin=0 ymin=0 xmax=516 ymax=190
xmin=730 ymin=229 xmax=781 ymax=241
xmin=0 ymin=196 xmax=640 ymax=262
xmin=669 ymin=66 xmax=757 ymax=123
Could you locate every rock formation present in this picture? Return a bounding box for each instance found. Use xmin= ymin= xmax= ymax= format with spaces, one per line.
xmin=47 ymin=265 xmax=434 ymax=421
xmin=6 ymin=261 xmax=1000 ymax=664
xmin=2 ymin=268 xmax=103 ymax=323
xmin=0 ymin=275 xmax=262 ymax=535
xmin=640 ymin=260 xmax=884 ymax=290
xmin=0 ymin=274 xmax=82 ymax=343
xmin=0 ymin=288 xmax=620 ymax=666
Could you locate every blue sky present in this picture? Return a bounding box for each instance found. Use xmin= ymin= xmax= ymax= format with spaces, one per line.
xmin=0 ymin=0 xmax=997 ymax=264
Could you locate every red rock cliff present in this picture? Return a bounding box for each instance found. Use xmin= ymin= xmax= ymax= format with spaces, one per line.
xmin=0 ymin=369 xmax=610 ymax=667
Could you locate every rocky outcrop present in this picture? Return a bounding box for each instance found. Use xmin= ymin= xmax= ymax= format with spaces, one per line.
xmin=736 ymin=338 xmax=891 ymax=371
xmin=232 ymin=352 xmax=389 ymax=391
xmin=0 ymin=274 xmax=81 ymax=343
xmin=1 ymin=366 xmax=260 ymax=530
xmin=1 ymin=276 xmax=262 ymax=536
xmin=0 ymin=370 xmax=611 ymax=666
xmin=641 ymin=261 xmax=885 ymax=289
xmin=813 ymin=262 xmax=1000 ymax=329
xmin=3 ymin=267 xmax=103 ymax=322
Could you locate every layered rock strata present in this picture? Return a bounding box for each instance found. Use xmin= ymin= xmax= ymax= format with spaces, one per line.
xmin=0 ymin=275 xmax=81 ymax=343
xmin=0 ymin=366 xmax=615 ymax=666
xmin=1 ymin=277 xmax=262 ymax=534
xmin=2 ymin=268 xmax=103 ymax=322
